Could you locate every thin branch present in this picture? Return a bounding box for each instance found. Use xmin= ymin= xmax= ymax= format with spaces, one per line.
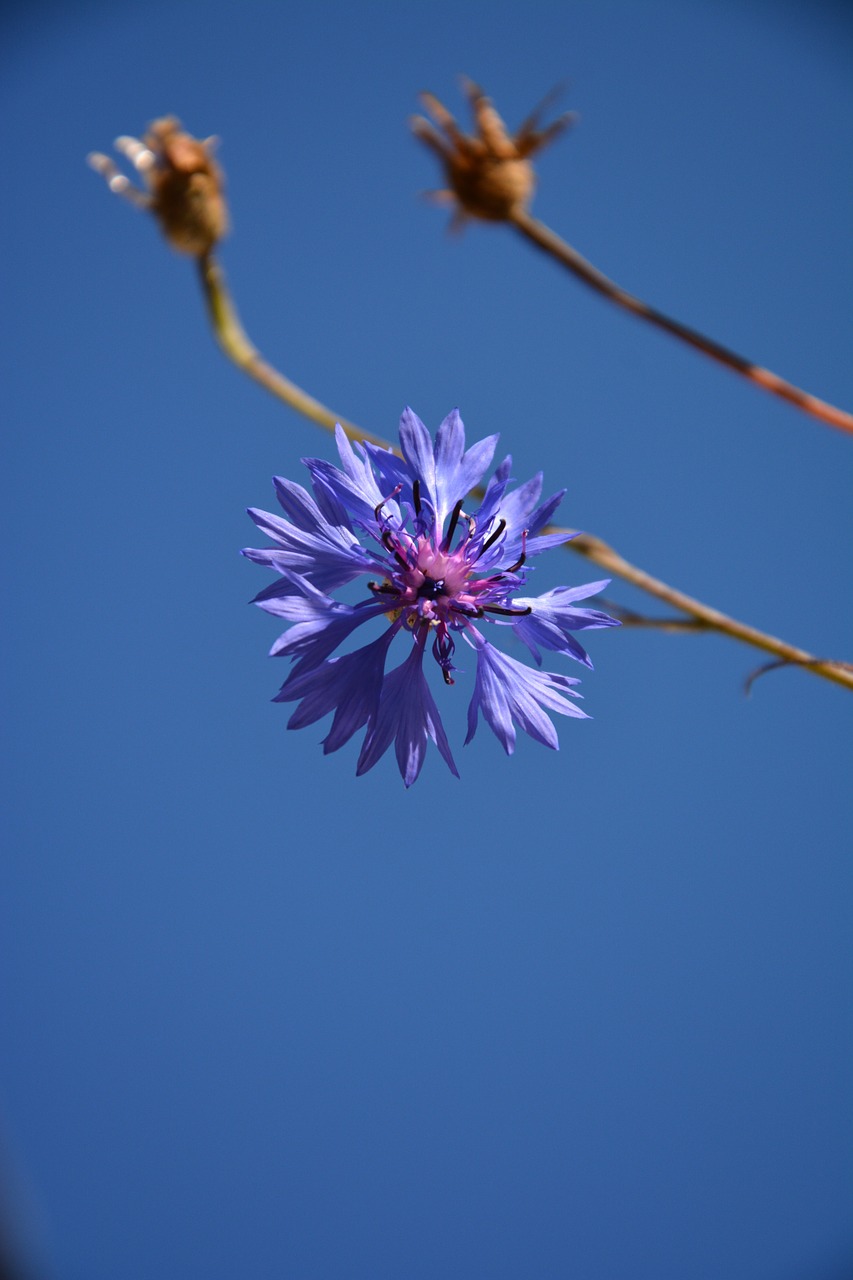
xmin=598 ymin=600 xmax=710 ymax=632
xmin=196 ymin=254 xmax=390 ymax=450
xmin=194 ymin=250 xmax=853 ymax=693
xmin=566 ymin=530 xmax=853 ymax=691
xmin=744 ymin=656 xmax=853 ymax=697
xmin=508 ymin=207 xmax=853 ymax=436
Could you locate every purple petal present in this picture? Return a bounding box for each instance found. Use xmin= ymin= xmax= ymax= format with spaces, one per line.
xmin=471 ymin=455 xmax=512 ymax=529
xmin=273 ymin=475 xmax=348 ymax=533
xmin=356 ymin=641 xmax=458 ymax=786
xmin=512 ymin=582 xmax=620 ymax=667
xmin=276 ymin=627 xmax=397 ymax=753
xmin=495 ymin=472 xmax=543 ymax=529
xmin=398 ymin=408 xmax=436 ymax=509
xmin=465 ymin=635 xmax=587 ymax=755
xmin=258 ymin=577 xmax=387 ymax=671
xmin=361 ymin=442 xmax=412 ymax=500
xmin=526 ymin=488 xmax=566 ymax=535
xmin=432 ymin=409 xmax=498 ymax=531
xmin=242 ymin=524 xmax=372 ymax=592
xmin=521 ymin=530 xmax=577 ymax=556
xmin=433 ymin=408 xmax=465 ymax=480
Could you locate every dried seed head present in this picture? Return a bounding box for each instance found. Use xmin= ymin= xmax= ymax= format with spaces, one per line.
xmin=144 ymin=117 xmax=228 ymax=254
xmin=88 ymin=116 xmax=228 ymax=256
xmin=410 ymin=78 xmax=575 ymax=225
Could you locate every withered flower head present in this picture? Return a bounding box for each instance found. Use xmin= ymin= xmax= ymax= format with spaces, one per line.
xmin=410 ymin=78 xmax=575 ymax=226
xmin=88 ymin=116 xmax=228 ymax=256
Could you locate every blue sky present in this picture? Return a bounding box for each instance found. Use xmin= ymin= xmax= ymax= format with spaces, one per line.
xmin=2 ymin=1 xmax=852 ymax=1277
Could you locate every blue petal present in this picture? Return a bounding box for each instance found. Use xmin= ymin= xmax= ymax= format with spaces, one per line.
xmin=276 ymin=627 xmax=397 ymax=753
xmin=361 ymin=442 xmax=412 ymax=500
xmin=356 ymin=641 xmax=458 ymax=786
xmin=496 ymin=472 xmax=543 ymax=530
xmin=242 ymin=541 xmax=371 ymax=594
xmin=526 ymin=488 xmax=566 ymax=535
xmin=257 ymin=577 xmax=387 ymax=671
xmin=244 ymin=500 xmax=373 ymax=591
xmin=465 ymin=636 xmax=587 ymax=755
xmin=512 ymin=581 xmax=620 ymax=667
xmin=398 ymin=407 xmax=436 ymax=510
xmin=273 ymin=475 xmax=349 ymax=533
xmin=522 ymin=530 xmax=577 ymax=556
xmin=433 ymin=409 xmax=499 ymax=531
xmin=471 ymin=455 xmax=512 ymax=529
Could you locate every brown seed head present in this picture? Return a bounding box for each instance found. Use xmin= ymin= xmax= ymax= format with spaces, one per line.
xmin=88 ymin=116 xmax=228 ymax=256
xmin=144 ymin=117 xmax=228 ymax=254
xmin=410 ymin=78 xmax=575 ymax=225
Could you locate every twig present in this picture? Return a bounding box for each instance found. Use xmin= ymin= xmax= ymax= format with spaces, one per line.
xmin=197 ymin=254 xmax=391 ymax=449
xmin=410 ymin=81 xmax=853 ymax=435
xmin=598 ymin=600 xmax=709 ymax=632
xmin=744 ymin=656 xmax=853 ymax=697
xmin=195 ymin=251 xmax=853 ymax=692
xmin=508 ymin=207 xmax=853 ymax=436
xmin=567 ymin=530 xmax=853 ymax=691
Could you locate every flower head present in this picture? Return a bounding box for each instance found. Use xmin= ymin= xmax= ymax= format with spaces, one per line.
xmin=411 ymin=78 xmax=575 ymax=227
xmin=88 ymin=116 xmax=227 ymax=255
xmin=244 ymin=409 xmax=618 ymax=786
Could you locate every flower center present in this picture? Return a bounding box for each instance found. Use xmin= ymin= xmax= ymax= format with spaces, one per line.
xmin=417 ymin=575 xmax=446 ymax=600
xmin=368 ymin=491 xmax=531 ymax=683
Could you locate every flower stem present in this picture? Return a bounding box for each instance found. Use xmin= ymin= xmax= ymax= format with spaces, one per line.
xmin=566 ymin=530 xmax=853 ymax=691
xmin=507 ymin=207 xmax=853 ymax=436
xmin=195 ymin=249 xmax=853 ymax=692
xmin=196 ymin=253 xmax=391 ymax=449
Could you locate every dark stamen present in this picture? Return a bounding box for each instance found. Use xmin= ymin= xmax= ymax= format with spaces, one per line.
xmin=374 ymin=484 xmax=403 ymax=524
xmin=478 ymin=519 xmax=507 ymax=557
xmin=368 ymin=580 xmax=398 ymax=596
xmin=381 ymin=529 xmax=410 ymax=570
xmin=442 ymin=669 xmax=455 ymax=686
xmin=443 ymin=498 xmax=464 ymax=547
xmin=504 ymin=530 xmax=528 ymax=574
xmin=413 ymin=479 xmax=422 ymax=514
xmin=450 ymin=603 xmax=484 ymax=618
xmin=482 ymin=603 xmax=532 ymax=617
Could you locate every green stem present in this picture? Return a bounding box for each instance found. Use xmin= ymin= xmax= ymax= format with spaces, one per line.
xmin=197 ymin=254 xmax=390 ymax=449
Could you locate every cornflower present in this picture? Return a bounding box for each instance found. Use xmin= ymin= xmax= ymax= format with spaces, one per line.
xmin=243 ymin=409 xmax=618 ymax=785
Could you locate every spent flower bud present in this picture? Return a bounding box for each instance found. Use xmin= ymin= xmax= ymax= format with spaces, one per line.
xmin=411 ymin=78 xmax=575 ymax=226
xmin=88 ymin=116 xmax=228 ymax=256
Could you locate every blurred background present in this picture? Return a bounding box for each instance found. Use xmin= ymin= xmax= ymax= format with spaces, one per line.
xmin=1 ymin=1 xmax=851 ymax=1276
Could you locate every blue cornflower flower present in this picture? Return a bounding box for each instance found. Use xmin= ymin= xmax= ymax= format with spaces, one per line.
xmin=243 ymin=408 xmax=619 ymax=786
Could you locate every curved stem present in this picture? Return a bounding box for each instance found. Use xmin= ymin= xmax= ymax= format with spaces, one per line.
xmin=508 ymin=207 xmax=853 ymax=436
xmin=564 ymin=529 xmax=853 ymax=691
xmin=196 ymin=254 xmax=391 ymax=450
xmin=194 ymin=250 xmax=853 ymax=692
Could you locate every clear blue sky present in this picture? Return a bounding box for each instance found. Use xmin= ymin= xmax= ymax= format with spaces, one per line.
xmin=2 ymin=1 xmax=852 ymax=1277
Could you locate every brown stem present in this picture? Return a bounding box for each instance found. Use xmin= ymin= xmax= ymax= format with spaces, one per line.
xmin=564 ymin=528 xmax=853 ymax=690
xmin=508 ymin=207 xmax=853 ymax=436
